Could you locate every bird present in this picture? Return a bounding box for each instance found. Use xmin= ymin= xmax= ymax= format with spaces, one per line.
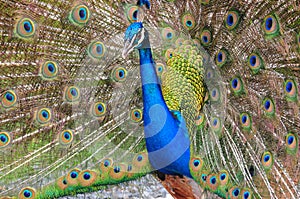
xmin=0 ymin=0 xmax=299 ymax=199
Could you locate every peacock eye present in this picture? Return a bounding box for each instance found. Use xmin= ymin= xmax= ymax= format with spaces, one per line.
xmin=283 ymin=79 xmax=298 ymax=101
xmin=57 ymin=176 xmax=68 ymax=190
xmin=133 ymin=152 xmax=148 ymax=167
xmin=215 ymin=48 xmax=229 ymax=67
xmin=126 ymin=5 xmax=139 ymax=23
xmin=262 ymin=14 xmax=280 ymax=38
xmin=219 ymin=170 xmax=229 ymax=186
xmin=225 ymin=10 xmax=241 ymax=30
xmin=40 ymin=61 xmax=58 ymax=80
xmin=78 ymin=170 xmax=97 ymax=187
xmin=164 ymin=48 xmax=174 ymax=61
xmin=241 ymin=189 xmax=252 ymax=199
xmin=111 ymin=67 xmax=128 ymax=82
xmin=64 ymin=86 xmax=80 ymax=103
xmin=15 ymin=18 xmax=36 ymax=39
xmin=230 ymin=77 xmax=244 ymax=95
xmin=210 ymin=176 xmax=216 ymax=184
xmin=181 ymin=13 xmax=195 ymax=30
xmin=261 ymin=151 xmax=274 ymax=170
xmin=200 ymin=29 xmax=212 ymax=46
xmin=262 ymin=97 xmax=275 ymax=116
xmin=195 ymin=113 xmax=205 ymax=127
xmin=240 ymin=112 xmax=252 ymax=130
xmin=91 ymin=102 xmax=107 ymax=117
xmin=130 ymin=109 xmax=143 ymax=122
xmin=19 ymin=187 xmax=36 ymax=199
xmin=211 ymin=117 xmax=222 ymax=135
xmin=0 ymin=131 xmax=11 ymax=148
xmin=87 ymin=41 xmax=106 ymax=59
xmin=69 ymin=4 xmax=90 ymax=25
xmin=162 ymin=27 xmax=176 ymax=41
xmin=210 ymin=87 xmax=220 ymax=102
xmin=285 ymin=133 xmax=298 ymax=154
xmin=232 ymin=188 xmax=240 ymax=197
xmin=59 ymin=129 xmax=74 ymax=145
xmin=156 ymin=63 xmax=164 ymax=73
xmin=247 ymin=52 xmax=264 ymax=74
xmin=36 ymin=108 xmax=52 ymax=125
xmin=1 ymin=90 xmax=18 ymax=109
xmin=190 ymin=157 xmax=203 ymax=172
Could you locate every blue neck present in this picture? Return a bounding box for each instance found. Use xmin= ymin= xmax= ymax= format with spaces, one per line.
xmin=138 ymin=47 xmax=192 ymax=178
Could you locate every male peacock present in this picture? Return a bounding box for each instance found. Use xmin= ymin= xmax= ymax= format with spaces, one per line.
xmin=0 ymin=0 xmax=299 ymax=199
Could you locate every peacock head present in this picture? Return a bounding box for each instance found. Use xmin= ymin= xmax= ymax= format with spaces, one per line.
xmin=122 ymin=22 xmax=149 ymax=58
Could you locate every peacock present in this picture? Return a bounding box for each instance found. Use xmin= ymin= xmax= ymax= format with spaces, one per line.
xmin=0 ymin=0 xmax=299 ymax=198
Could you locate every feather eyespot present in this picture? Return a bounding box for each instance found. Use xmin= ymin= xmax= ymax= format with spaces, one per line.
xmin=211 ymin=117 xmax=222 ymax=135
xmin=200 ymin=29 xmax=212 ymax=46
xmin=241 ymin=189 xmax=252 ymax=199
xmin=15 ymin=18 xmax=36 ymax=39
xmin=59 ymin=129 xmax=74 ymax=145
xmin=156 ymin=63 xmax=165 ymax=76
xmin=261 ymin=151 xmax=273 ymax=170
xmin=284 ymin=79 xmax=298 ymax=101
xmin=181 ymin=13 xmax=195 ymax=30
xmin=247 ymin=53 xmax=264 ymax=74
xmin=240 ymin=113 xmax=252 ymax=130
xmin=225 ymin=10 xmax=241 ymax=30
xmin=67 ymin=168 xmax=81 ymax=185
xmin=64 ymin=86 xmax=80 ymax=103
xmin=219 ymin=170 xmax=229 ymax=186
xmin=195 ymin=113 xmax=205 ymax=127
xmin=1 ymin=90 xmax=18 ymax=109
xmin=190 ymin=157 xmax=203 ymax=172
xmin=35 ymin=108 xmax=52 ymax=125
xmin=209 ymin=88 xmax=220 ymax=102
xmin=198 ymin=170 xmax=210 ymax=187
xmin=111 ymin=67 xmax=127 ymax=82
xmin=262 ymin=97 xmax=275 ymax=116
xmin=69 ymin=4 xmax=90 ymax=25
xmin=109 ymin=164 xmax=126 ymax=180
xmin=230 ymin=77 xmax=244 ymax=95
xmin=285 ymin=133 xmax=298 ymax=154
xmin=164 ymin=48 xmax=174 ymax=60
xmin=229 ymin=187 xmax=240 ymax=198
xmin=100 ymin=158 xmax=113 ymax=172
xmin=78 ymin=170 xmax=97 ymax=187
xmin=263 ymin=14 xmax=280 ymax=38
xmin=88 ymin=41 xmax=106 ymax=59
xmin=133 ymin=152 xmax=148 ymax=167
xmin=207 ymin=174 xmax=219 ymax=191
xmin=40 ymin=61 xmax=58 ymax=80
xmin=0 ymin=131 xmax=11 ymax=148
xmin=162 ymin=27 xmax=176 ymax=41
xmin=205 ymin=68 xmax=214 ymax=80
xmin=215 ymin=48 xmax=229 ymax=67
xmin=91 ymin=102 xmax=106 ymax=118
xmin=57 ymin=176 xmax=68 ymax=190
xmin=130 ymin=109 xmax=143 ymax=122
xmin=19 ymin=187 xmax=36 ymax=199
xmin=126 ymin=5 xmax=139 ymax=23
